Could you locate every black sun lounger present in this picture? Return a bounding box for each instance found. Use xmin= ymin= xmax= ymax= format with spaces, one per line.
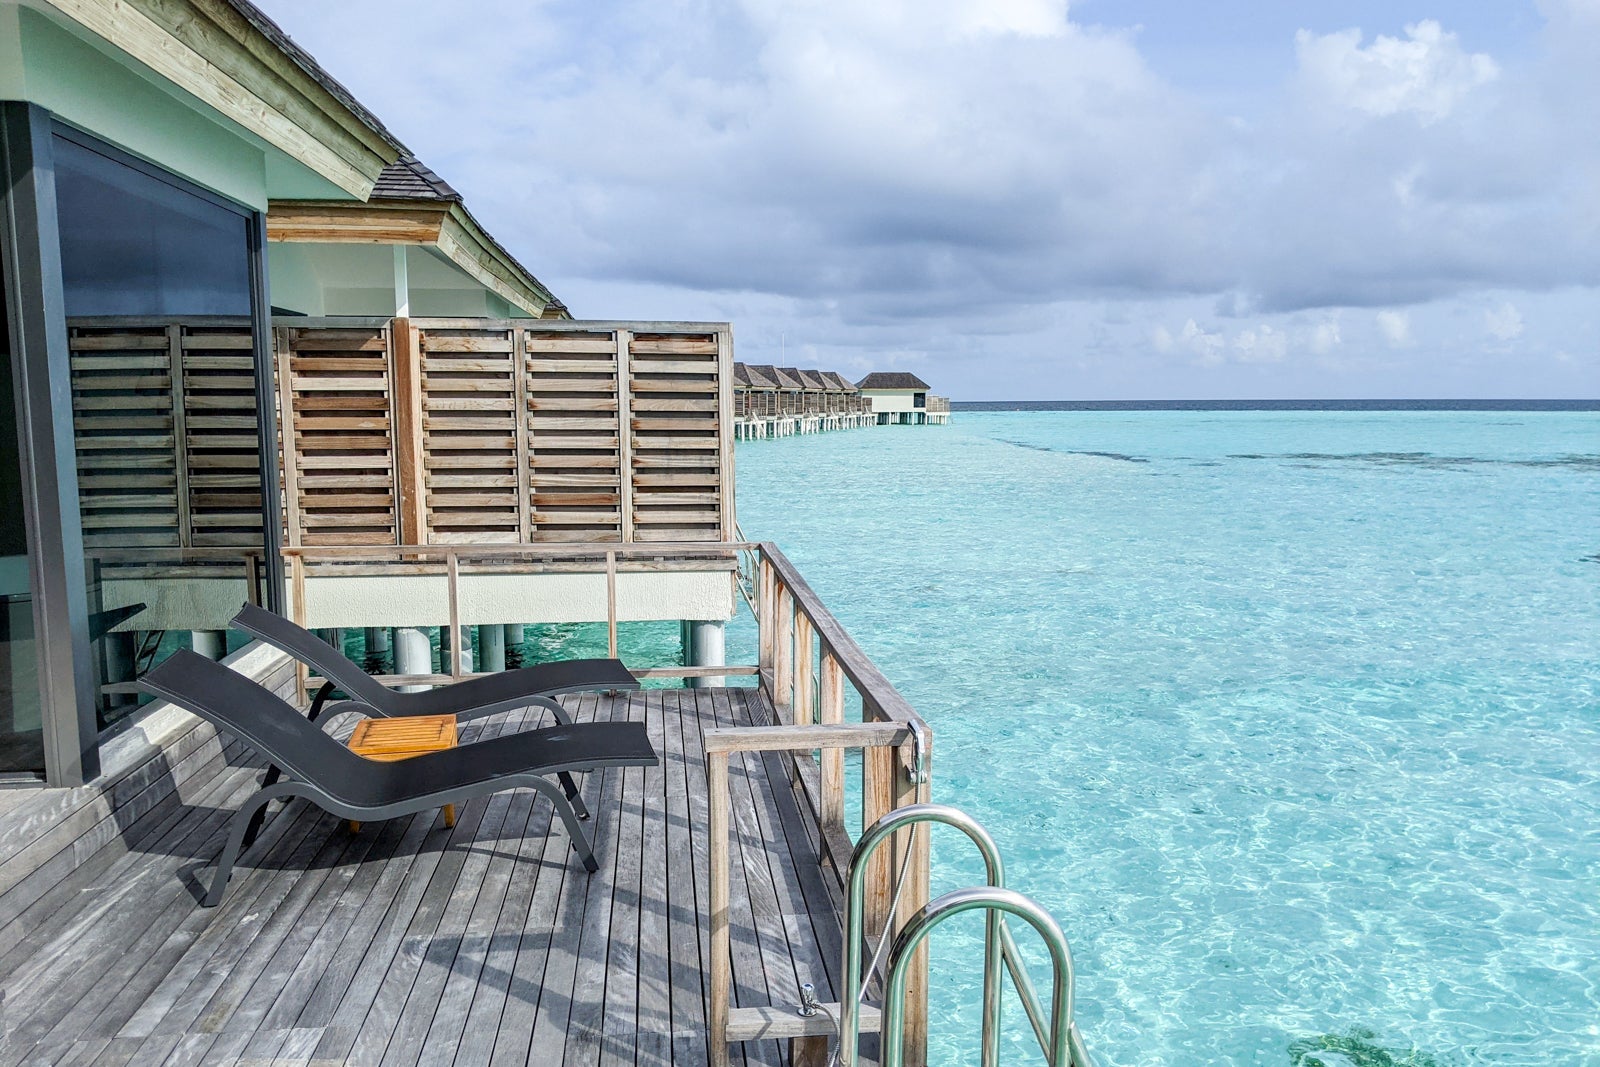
xmin=140 ymin=650 xmax=658 ymax=907
xmin=230 ymin=602 xmax=640 ymax=727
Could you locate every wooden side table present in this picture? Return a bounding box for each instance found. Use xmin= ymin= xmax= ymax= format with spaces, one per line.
xmin=346 ymin=714 xmax=458 ymax=832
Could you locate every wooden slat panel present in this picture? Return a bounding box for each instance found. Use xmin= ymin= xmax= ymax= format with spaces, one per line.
xmin=282 ymin=324 xmax=398 ymax=546
xmin=68 ymin=324 xmax=182 ymax=550
xmin=522 ymin=329 xmax=625 ymax=544
xmin=421 ymin=326 xmax=520 ymax=544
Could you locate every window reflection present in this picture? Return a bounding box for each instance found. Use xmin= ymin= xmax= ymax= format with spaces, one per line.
xmin=53 ymin=131 xmax=264 ymax=730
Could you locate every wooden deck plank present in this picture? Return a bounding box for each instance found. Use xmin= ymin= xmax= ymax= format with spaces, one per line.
xmin=0 ymin=690 xmax=841 ymax=1067
xmin=596 ymin=690 xmax=647 ymax=1067
xmin=341 ymin=713 xmax=527 ymax=1066
xmin=561 ymin=691 xmax=632 ymax=1064
xmin=0 ymin=771 xmax=314 ymax=1056
xmin=483 ymin=697 xmax=598 ymax=1062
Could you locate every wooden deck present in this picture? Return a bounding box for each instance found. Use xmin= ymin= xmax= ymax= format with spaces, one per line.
xmin=0 ymin=688 xmax=841 ymax=1067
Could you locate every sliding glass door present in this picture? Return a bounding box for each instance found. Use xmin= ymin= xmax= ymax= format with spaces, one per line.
xmin=0 ymin=254 xmax=43 ymax=774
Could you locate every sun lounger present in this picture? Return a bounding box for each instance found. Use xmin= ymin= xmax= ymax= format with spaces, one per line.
xmin=229 ymin=602 xmax=639 ymax=727
xmin=140 ymin=650 xmax=658 ymax=907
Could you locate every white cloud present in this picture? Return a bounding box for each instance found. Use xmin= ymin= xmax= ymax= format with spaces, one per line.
xmin=1294 ymin=20 xmax=1498 ymax=124
xmin=1233 ymin=324 xmax=1287 ymax=364
xmin=1376 ymin=309 xmax=1413 ymax=347
xmin=1485 ymin=301 xmax=1525 ymax=341
xmin=1179 ymin=319 xmax=1226 ymax=367
xmin=1308 ymin=316 xmax=1343 ymax=355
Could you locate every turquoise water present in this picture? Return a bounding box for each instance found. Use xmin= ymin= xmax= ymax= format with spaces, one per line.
xmin=733 ymin=412 xmax=1600 ymax=1067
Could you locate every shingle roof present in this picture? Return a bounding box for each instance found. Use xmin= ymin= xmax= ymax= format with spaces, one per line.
xmin=370 ymin=155 xmax=459 ymax=201
xmin=857 ymin=372 xmax=931 ymax=391
xmin=793 ymin=369 xmax=830 ymax=391
xmin=751 ymin=365 xmax=802 ymax=389
xmin=223 ymin=0 xmax=405 ymax=155
xmin=734 ymin=363 xmax=779 ymax=389
xmin=820 ymin=371 xmax=857 ymax=393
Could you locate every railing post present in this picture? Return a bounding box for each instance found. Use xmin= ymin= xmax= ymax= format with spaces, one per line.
xmin=773 ymin=583 xmax=794 ymax=722
xmin=861 ymin=697 xmax=897 ymax=938
xmin=898 ymin=732 xmax=933 ymax=1066
xmin=446 ymin=551 xmax=463 ymax=679
xmin=819 ymin=648 xmax=845 ymax=835
xmin=606 ymin=549 xmax=619 ymax=659
xmin=793 ymin=611 xmax=815 ymax=727
xmin=757 ymin=556 xmax=775 ymax=675
xmin=708 ymin=750 xmax=732 ymax=1067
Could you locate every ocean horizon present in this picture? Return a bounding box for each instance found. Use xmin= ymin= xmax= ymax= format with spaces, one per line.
xmin=953 ymin=398 xmax=1600 ymax=411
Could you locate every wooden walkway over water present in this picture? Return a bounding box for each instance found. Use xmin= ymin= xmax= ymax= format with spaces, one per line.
xmin=0 ymin=688 xmax=841 ymax=1067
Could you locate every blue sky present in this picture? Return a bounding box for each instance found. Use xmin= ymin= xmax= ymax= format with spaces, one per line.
xmin=264 ymin=0 xmax=1598 ymax=399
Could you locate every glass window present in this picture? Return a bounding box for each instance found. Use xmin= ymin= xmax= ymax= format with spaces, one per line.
xmin=52 ymin=131 xmax=263 ymax=731
xmin=53 ymin=135 xmax=249 ymax=317
xmin=0 ymin=252 xmax=44 ymax=774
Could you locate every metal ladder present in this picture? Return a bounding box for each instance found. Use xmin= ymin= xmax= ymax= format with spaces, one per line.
xmin=837 ymin=804 xmax=1096 ymax=1067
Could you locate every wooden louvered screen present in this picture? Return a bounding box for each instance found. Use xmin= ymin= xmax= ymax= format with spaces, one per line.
xmin=524 ymin=328 xmax=625 ymax=543
xmin=275 ymin=319 xmax=732 ymax=549
xmin=69 ymin=324 xmax=183 ymax=549
xmin=628 ymin=331 xmax=729 ymax=542
xmin=419 ymin=326 xmax=521 ymax=543
xmin=182 ymin=326 xmax=264 ymax=548
xmin=68 ymin=320 xmax=264 ymax=551
xmin=276 ymin=325 xmax=398 ymax=546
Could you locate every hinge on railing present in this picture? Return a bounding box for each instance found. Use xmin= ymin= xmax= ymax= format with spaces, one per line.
xmin=907 ymin=719 xmax=930 ymax=785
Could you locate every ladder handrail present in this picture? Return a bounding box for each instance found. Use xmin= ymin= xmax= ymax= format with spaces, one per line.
xmin=841 ymin=804 xmax=1008 ymax=1067
xmin=843 ymin=803 xmax=1094 ymax=1067
xmin=882 ymin=885 xmax=1089 ymax=1067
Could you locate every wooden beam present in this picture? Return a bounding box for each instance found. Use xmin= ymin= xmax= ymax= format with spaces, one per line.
xmin=702 ymin=721 xmax=909 ymax=756
xmin=264 ymin=202 xmax=445 ymax=244
xmin=819 ymin=648 xmax=846 ymax=834
xmin=389 ymin=318 xmax=425 ymax=546
xmin=726 ymin=1003 xmax=881 ymax=1041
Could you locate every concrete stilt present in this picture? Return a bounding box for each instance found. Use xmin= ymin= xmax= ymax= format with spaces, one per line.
xmin=685 ymin=619 xmax=726 ymax=689
xmin=478 ymin=624 xmax=506 ymax=673
xmin=191 ymin=630 xmax=227 ymax=660
xmin=504 ymin=623 xmax=525 ymax=645
xmin=439 ymin=626 xmax=473 ymax=675
xmin=102 ymin=630 xmax=139 ymax=710
xmin=365 ymin=627 xmax=390 ymax=655
xmin=393 ymin=628 xmax=431 ymax=692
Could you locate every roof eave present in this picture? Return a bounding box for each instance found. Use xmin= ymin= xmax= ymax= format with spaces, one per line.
xmin=44 ymin=0 xmax=403 ymax=198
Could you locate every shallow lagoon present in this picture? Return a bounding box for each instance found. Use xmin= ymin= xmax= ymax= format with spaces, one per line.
xmin=732 ymin=410 xmax=1600 ymax=1066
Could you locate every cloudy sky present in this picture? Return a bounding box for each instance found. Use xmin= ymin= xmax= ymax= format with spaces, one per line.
xmin=266 ymin=0 xmax=1598 ymax=399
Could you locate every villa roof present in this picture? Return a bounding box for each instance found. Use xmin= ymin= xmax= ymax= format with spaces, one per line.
xmin=792 ymin=369 xmax=830 ymax=391
xmin=751 ymin=365 xmax=802 ymax=390
xmin=820 ymin=371 xmax=857 ymax=393
xmin=857 ymin=371 xmax=931 ymax=391
xmin=370 ymin=155 xmax=460 ymax=201
xmin=221 ymin=0 xmax=407 ymax=155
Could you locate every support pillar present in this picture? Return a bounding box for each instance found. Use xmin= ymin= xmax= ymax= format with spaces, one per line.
xmin=365 ymin=627 xmax=390 ymax=655
xmin=478 ymin=624 xmax=506 ymax=672
xmin=504 ymin=623 xmax=524 ymax=645
xmin=190 ymin=630 xmax=227 ymax=660
xmin=393 ymin=628 xmax=431 ymax=692
xmin=685 ymin=620 xmax=726 ymax=689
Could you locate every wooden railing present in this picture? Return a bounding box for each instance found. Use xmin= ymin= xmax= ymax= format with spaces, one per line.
xmin=707 ymin=541 xmax=933 ymax=1066
xmin=926 ymin=396 xmax=950 ymax=414
xmin=282 ymin=537 xmax=933 ymax=1062
xmin=278 ymin=541 xmax=752 ymax=689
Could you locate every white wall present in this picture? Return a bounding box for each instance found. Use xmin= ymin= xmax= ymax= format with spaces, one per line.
xmin=862 ymin=390 xmax=922 ymax=413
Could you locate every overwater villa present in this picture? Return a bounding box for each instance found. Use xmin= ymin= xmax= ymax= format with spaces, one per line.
xmin=855 ymin=375 xmax=951 ymax=426
xmin=0 ymin=2 xmax=1084 ymax=1064
xmin=732 ymin=364 xmax=871 ymax=439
